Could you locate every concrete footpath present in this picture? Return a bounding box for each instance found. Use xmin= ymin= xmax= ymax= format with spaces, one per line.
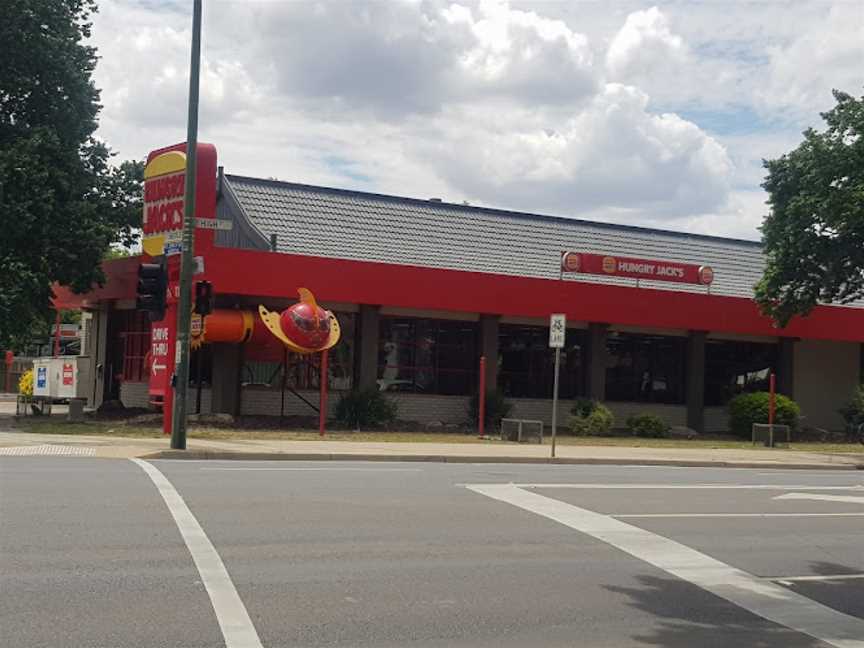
xmin=0 ymin=429 xmax=862 ymax=470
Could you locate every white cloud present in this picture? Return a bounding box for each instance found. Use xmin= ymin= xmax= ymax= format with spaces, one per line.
xmin=420 ymin=84 xmax=731 ymax=218
xmin=758 ymin=2 xmax=864 ymax=123
xmin=230 ymin=0 xmax=598 ymax=117
xmin=606 ymin=6 xmax=684 ymax=81
xmin=444 ymin=0 xmax=597 ymax=104
xmin=87 ymin=1 xmax=863 ymax=242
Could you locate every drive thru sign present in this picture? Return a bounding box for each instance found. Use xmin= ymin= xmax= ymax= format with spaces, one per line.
xmin=549 ymin=313 xmax=565 ymax=458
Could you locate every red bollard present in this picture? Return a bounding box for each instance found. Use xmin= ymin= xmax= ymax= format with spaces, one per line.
xmin=4 ymin=350 xmax=12 ymax=393
xmin=478 ymin=355 xmax=486 ymax=438
xmin=769 ymin=372 xmax=776 ymax=426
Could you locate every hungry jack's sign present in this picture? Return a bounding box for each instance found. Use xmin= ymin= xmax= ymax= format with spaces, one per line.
xmin=561 ymin=252 xmax=714 ymax=286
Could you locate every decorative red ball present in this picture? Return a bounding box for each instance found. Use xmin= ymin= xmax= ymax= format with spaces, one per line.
xmin=279 ymin=302 xmax=331 ymax=349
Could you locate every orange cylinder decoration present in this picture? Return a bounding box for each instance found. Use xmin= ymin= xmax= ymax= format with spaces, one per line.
xmin=200 ymin=309 xmax=254 ymax=344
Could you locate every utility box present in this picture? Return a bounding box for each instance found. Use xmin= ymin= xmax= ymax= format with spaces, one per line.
xmin=32 ymin=358 xmax=55 ymax=399
xmin=30 ymin=357 xmax=91 ymax=404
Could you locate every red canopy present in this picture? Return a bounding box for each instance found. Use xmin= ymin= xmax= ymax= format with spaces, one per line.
xmin=52 ymin=256 xmax=140 ymax=309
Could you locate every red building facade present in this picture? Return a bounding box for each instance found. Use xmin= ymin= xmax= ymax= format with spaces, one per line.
xmin=57 ymin=143 xmax=864 ymax=433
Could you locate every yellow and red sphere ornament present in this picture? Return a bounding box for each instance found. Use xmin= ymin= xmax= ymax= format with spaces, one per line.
xmin=258 ymin=288 xmax=340 ymax=354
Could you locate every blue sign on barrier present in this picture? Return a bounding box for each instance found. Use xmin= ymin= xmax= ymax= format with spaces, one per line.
xmin=36 ymin=366 xmax=47 ymax=389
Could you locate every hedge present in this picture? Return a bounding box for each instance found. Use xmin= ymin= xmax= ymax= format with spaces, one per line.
xmin=727 ymin=391 xmax=800 ymax=439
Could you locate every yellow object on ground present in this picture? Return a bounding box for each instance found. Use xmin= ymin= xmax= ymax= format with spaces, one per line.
xmin=18 ymin=369 xmax=33 ymax=396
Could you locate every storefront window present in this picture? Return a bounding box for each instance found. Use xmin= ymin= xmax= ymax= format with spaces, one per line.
xmin=704 ymin=340 xmax=778 ymax=406
xmin=118 ymin=310 xmax=151 ymax=383
xmin=378 ymin=318 xmax=477 ymax=395
xmin=605 ymin=332 xmax=685 ymax=404
xmin=498 ymin=325 xmax=586 ymax=399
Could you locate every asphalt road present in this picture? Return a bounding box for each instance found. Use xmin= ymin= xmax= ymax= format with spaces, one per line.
xmin=2 ymin=458 xmax=863 ymax=648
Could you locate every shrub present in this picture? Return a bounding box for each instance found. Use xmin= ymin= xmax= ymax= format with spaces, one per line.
xmin=18 ymin=369 xmax=33 ymax=397
xmin=568 ymin=401 xmax=614 ymax=436
xmin=626 ymin=413 xmax=670 ymax=438
xmin=334 ymin=388 xmax=397 ymax=429
xmin=468 ymin=390 xmax=513 ymax=431
xmin=838 ymin=385 xmax=864 ymax=429
xmin=570 ymin=398 xmax=597 ymax=418
xmin=727 ymin=391 xmax=800 ymax=439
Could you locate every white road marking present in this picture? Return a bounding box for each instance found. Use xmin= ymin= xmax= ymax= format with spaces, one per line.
xmin=131 ymin=459 xmax=263 ymax=648
xmin=774 ymin=493 xmax=864 ymax=505
xmin=199 ymin=467 xmax=421 ymax=472
xmin=769 ymin=574 xmax=864 ymax=583
xmin=615 ymin=512 xmax=864 ymax=518
xmin=0 ymin=444 xmax=95 ymax=457
xmin=756 ymin=471 xmax=862 ymax=476
xmin=467 ymin=483 xmax=864 ymax=648
xmin=516 ymin=483 xmax=864 ymax=490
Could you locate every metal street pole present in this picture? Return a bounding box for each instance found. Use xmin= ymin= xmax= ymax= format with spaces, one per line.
xmin=551 ymin=347 xmax=560 ymax=459
xmin=171 ymin=0 xmax=203 ymax=450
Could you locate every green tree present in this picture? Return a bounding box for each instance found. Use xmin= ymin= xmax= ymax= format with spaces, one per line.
xmin=755 ymin=90 xmax=864 ymax=326
xmin=0 ymin=1 xmax=143 ymax=349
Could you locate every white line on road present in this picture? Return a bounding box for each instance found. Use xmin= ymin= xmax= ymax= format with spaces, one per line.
xmin=614 ymin=512 xmax=864 ymax=518
xmin=769 ymin=574 xmax=864 ymax=583
xmin=514 ymin=483 xmax=864 ymax=490
xmin=774 ymin=493 xmax=864 ymax=505
xmin=467 ymin=483 xmax=864 ymax=648
xmin=199 ymin=467 xmax=422 ymax=472
xmin=131 ymin=459 xmax=263 ymax=648
xmin=0 ymin=444 xmax=95 ymax=456
xmin=756 ymin=471 xmax=863 ymax=476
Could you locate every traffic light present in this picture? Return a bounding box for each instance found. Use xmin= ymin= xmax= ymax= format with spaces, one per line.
xmin=194 ymin=280 xmax=214 ymax=316
xmin=136 ymin=262 xmax=167 ymax=321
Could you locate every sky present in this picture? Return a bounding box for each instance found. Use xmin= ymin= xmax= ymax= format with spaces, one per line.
xmin=90 ymin=0 xmax=864 ymax=241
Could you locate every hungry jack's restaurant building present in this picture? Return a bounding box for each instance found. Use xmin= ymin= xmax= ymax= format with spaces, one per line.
xmin=56 ymin=143 xmax=864 ymax=433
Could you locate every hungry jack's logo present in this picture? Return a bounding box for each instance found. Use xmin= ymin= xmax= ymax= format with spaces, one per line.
xmin=698 ymin=265 xmax=715 ymax=285
xmin=561 ymin=252 xmax=581 ymax=272
xmin=142 ymin=150 xmax=186 ymax=257
xmin=602 ymin=256 xmax=617 ymax=273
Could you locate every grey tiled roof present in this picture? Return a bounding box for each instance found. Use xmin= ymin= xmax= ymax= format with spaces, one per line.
xmin=223 ymin=175 xmax=767 ymax=300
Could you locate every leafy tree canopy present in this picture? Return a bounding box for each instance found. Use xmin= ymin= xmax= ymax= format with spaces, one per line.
xmin=755 ymin=89 xmax=864 ymax=326
xmin=0 ymin=0 xmax=143 ymax=349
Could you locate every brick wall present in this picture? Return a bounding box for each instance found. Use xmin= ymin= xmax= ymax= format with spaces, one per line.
xmin=239 ymin=387 xmax=469 ymax=425
xmin=389 ymin=394 xmax=469 ymax=425
xmin=227 ymin=383 xmax=715 ymax=432
xmin=511 ymin=398 xmax=687 ymax=430
xmin=120 ymin=382 xmax=212 ymax=414
xmin=240 ymin=387 xmax=337 ymax=417
xmin=190 ymin=388 xmax=212 ymax=415
xmin=608 ymin=402 xmax=687 ymax=428
xmin=704 ymin=406 xmax=730 ymax=433
xmin=120 ymin=382 xmax=150 ymax=409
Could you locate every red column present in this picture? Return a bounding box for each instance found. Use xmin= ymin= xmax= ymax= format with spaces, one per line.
xmin=769 ymin=372 xmax=776 ymax=426
xmin=478 ymin=355 xmax=486 ymax=438
xmin=319 ymin=349 xmax=329 ymax=437
xmin=4 ymin=351 xmax=12 ymax=393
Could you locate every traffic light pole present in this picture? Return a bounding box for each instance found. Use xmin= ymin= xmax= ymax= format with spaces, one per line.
xmin=171 ymin=0 xmax=203 ymax=450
